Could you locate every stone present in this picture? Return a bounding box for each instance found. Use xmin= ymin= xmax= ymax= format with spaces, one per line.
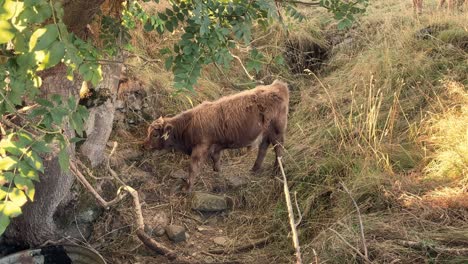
xmin=165 ymin=225 xmax=186 ymax=243
xmin=171 ymin=169 xmax=187 ymax=179
xmin=151 ymin=212 xmax=169 ymax=237
xmin=191 ymin=192 xmax=228 ymax=212
xmin=225 ymin=175 xmax=249 ymax=189
xmin=213 ymin=236 xmax=228 ymax=246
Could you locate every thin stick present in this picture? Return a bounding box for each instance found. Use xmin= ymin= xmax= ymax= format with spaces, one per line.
xmin=277 ymin=157 xmax=302 ymax=264
xmin=395 ymin=240 xmax=468 ymax=255
xmin=329 ymin=228 xmax=373 ymax=263
xmin=70 ymin=162 xmax=125 ymax=209
xmin=340 ymin=182 xmax=368 ymax=259
xmin=229 ymin=52 xmax=255 ymax=81
xmin=208 ymin=237 xmax=272 ymax=254
xmin=293 ymin=191 xmax=302 ymax=228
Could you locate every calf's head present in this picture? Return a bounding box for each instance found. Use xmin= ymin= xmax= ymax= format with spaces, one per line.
xmin=143 ymin=117 xmax=173 ymax=150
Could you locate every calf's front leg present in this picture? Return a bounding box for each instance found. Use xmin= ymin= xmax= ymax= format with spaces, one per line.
xmin=185 ymin=144 xmax=209 ymax=192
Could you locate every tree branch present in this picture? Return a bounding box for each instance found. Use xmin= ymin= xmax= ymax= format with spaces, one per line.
xmin=208 ymin=237 xmax=273 ymax=254
xmin=277 ymin=0 xmax=321 ymax=6
xmin=278 ymin=157 xmax=303 ymax=264
xmin=329 ymin=228 xmax=373 ymax=263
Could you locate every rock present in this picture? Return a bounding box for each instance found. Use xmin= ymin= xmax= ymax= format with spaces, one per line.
xmin=165 ymin=225 xmax=186 ymax=243
xmin=225 ymin=175 xmax=249 ymax=189
xmin=191 ymin=192 xmax=228 ymax=212
xmin=151 ymin=212 xmax=169 ymax=237
xmin=213 ymin=237 xmax=228 ymax=246
xmin=171 ymin=169 xmax=187 ymax=179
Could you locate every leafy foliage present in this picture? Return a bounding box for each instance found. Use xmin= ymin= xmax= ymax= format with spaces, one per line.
xmin=126 ymin=0 xmax=367 ymax=90
xmin=0 ymin=0 xmax=98 ymax=235
xmin=319 ymin=0 xmax=369 ymax=30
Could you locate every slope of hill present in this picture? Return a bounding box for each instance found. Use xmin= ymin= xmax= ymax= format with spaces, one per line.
xmin=89 ymin=1 xmax=467 ymax=263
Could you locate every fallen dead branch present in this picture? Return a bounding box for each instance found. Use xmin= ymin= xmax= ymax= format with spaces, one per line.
xmin=207 ymin=237 xmax=273 ymax=254
xmin=329 ymin=228 xmax=373 ymax=264
xmin=70 ymin=142 xmax=187 ymax=262
xmin=278 ymin=157 xmax=303 ymax=264
xmin=395 ymin=240 xmax=468 ymax=255
xmin=340 ymin=182 xmax=368 ymax=259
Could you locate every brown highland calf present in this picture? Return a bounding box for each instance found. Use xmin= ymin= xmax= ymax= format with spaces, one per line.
xmin=143 ymin=80 xmax=290 ymax=191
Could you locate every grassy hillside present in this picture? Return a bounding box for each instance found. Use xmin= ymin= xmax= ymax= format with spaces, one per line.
xmin=105 ymin=0 xmax=467 ymax=263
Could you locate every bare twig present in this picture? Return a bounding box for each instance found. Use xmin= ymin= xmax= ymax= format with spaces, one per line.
xmin=278 ymin=157 xmax=302 ymax=264
xmin=70 ymin=162 xmax=126 ymax=209
xmin=395 ymin=240 xmax=468 ymax=255
xmin=76 ymin=159 xmax=112 ymax=180
xmin=312 ymin=249 xmax=319 ymax=264
xmin=293 ymin=191 xmax=302 ymax=227
xmin=208 ymin=237 xmax=273 ymax=254
xmin=329 ymin=228 xmax=373 ymax=263
xmin=276 ymin=0 xmax=320 ymax=6
xmin=122 ymin=185 xmax=177 ymax=260
xmin=229 ymin=52 xmax=255 ymax=81
xmin=340 ymin=182 xmax=368 ymax=259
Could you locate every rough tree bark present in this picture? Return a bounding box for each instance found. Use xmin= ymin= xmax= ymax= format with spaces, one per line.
xmin=80 ymin=59 xmax=123 ymax=167
xmin=4 ymin=0 xmax=116 ymax=246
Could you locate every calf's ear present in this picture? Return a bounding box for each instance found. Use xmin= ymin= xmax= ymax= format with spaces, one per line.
xmin=162 ymin=123 xmax=173 ymax=140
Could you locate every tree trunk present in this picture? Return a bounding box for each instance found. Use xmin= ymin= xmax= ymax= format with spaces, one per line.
xmin=80 ymin=58 xmax=123 ymax=167
xmin=5 ymin=65 xmax=80 ymax=246
xmin=4 ymin=0 xmax=109 ymax=246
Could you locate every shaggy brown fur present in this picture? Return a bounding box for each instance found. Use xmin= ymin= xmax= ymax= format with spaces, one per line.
xmin=144 ymin=80 xmax=290 ymax=191
xmin=413 ymin=0 xmax=423 ymax=14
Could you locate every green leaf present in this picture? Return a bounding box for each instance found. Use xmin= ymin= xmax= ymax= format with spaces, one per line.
xmin=70 ymin=112 xmax=84 ymax=136
xmin=76 ymin=105 xmax=89 ymax=119
xmin=31 ymin=141 xmax=51 ymax=153
xmin=35 ymin=98 xmax=54 ymax=108
xmin=69 ymin=137 xmax=84 ymax=143
xmin=0 ymin=172 xmax=14 ymax=185
xmin=67 ymin=96 xmax=76 ymax=110
xmin=165 ymin=21 xmax=173 ymax=32
xmin=165 ymin=56 xmax=174 ymax=70
xmin=0 ymin=0 xmax=23 ymax=20
xmin=143 ymin=20 xmax=153 ymax=31
xmin=0 ymin=20 xmax=15 ymax=44
xmin=50 ymin=107 xmax=68 ymax=124
xmin=14 ymin=176 xmax=35 ymax=201
xmin=29 ymin=24 xmax=59 ymax=51
xmin=0 ymin=212 xmax=10 ymax=236
xmin=6 ymin=188 xmax=28 ymax=207
xmin=37 ymin=41 xmax=65 ymax=70
xmin=0 ymin=156 xmax=18 ymax=170
xmin=58 ymin=148 xmax=69 ymax=172
xmin=24 ymin=151 xmax=44 ymax=173
xmin=17 ymin=161 xmax=39 ymax=181
xmin=0 ymin=201 xmax=22 ymax=217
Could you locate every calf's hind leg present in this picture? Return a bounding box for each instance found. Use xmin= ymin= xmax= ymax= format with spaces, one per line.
xmin=210 ymin=146 xmax=222 ymax=172
xmin=251 ymin=138 xmax=270 ymax=172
